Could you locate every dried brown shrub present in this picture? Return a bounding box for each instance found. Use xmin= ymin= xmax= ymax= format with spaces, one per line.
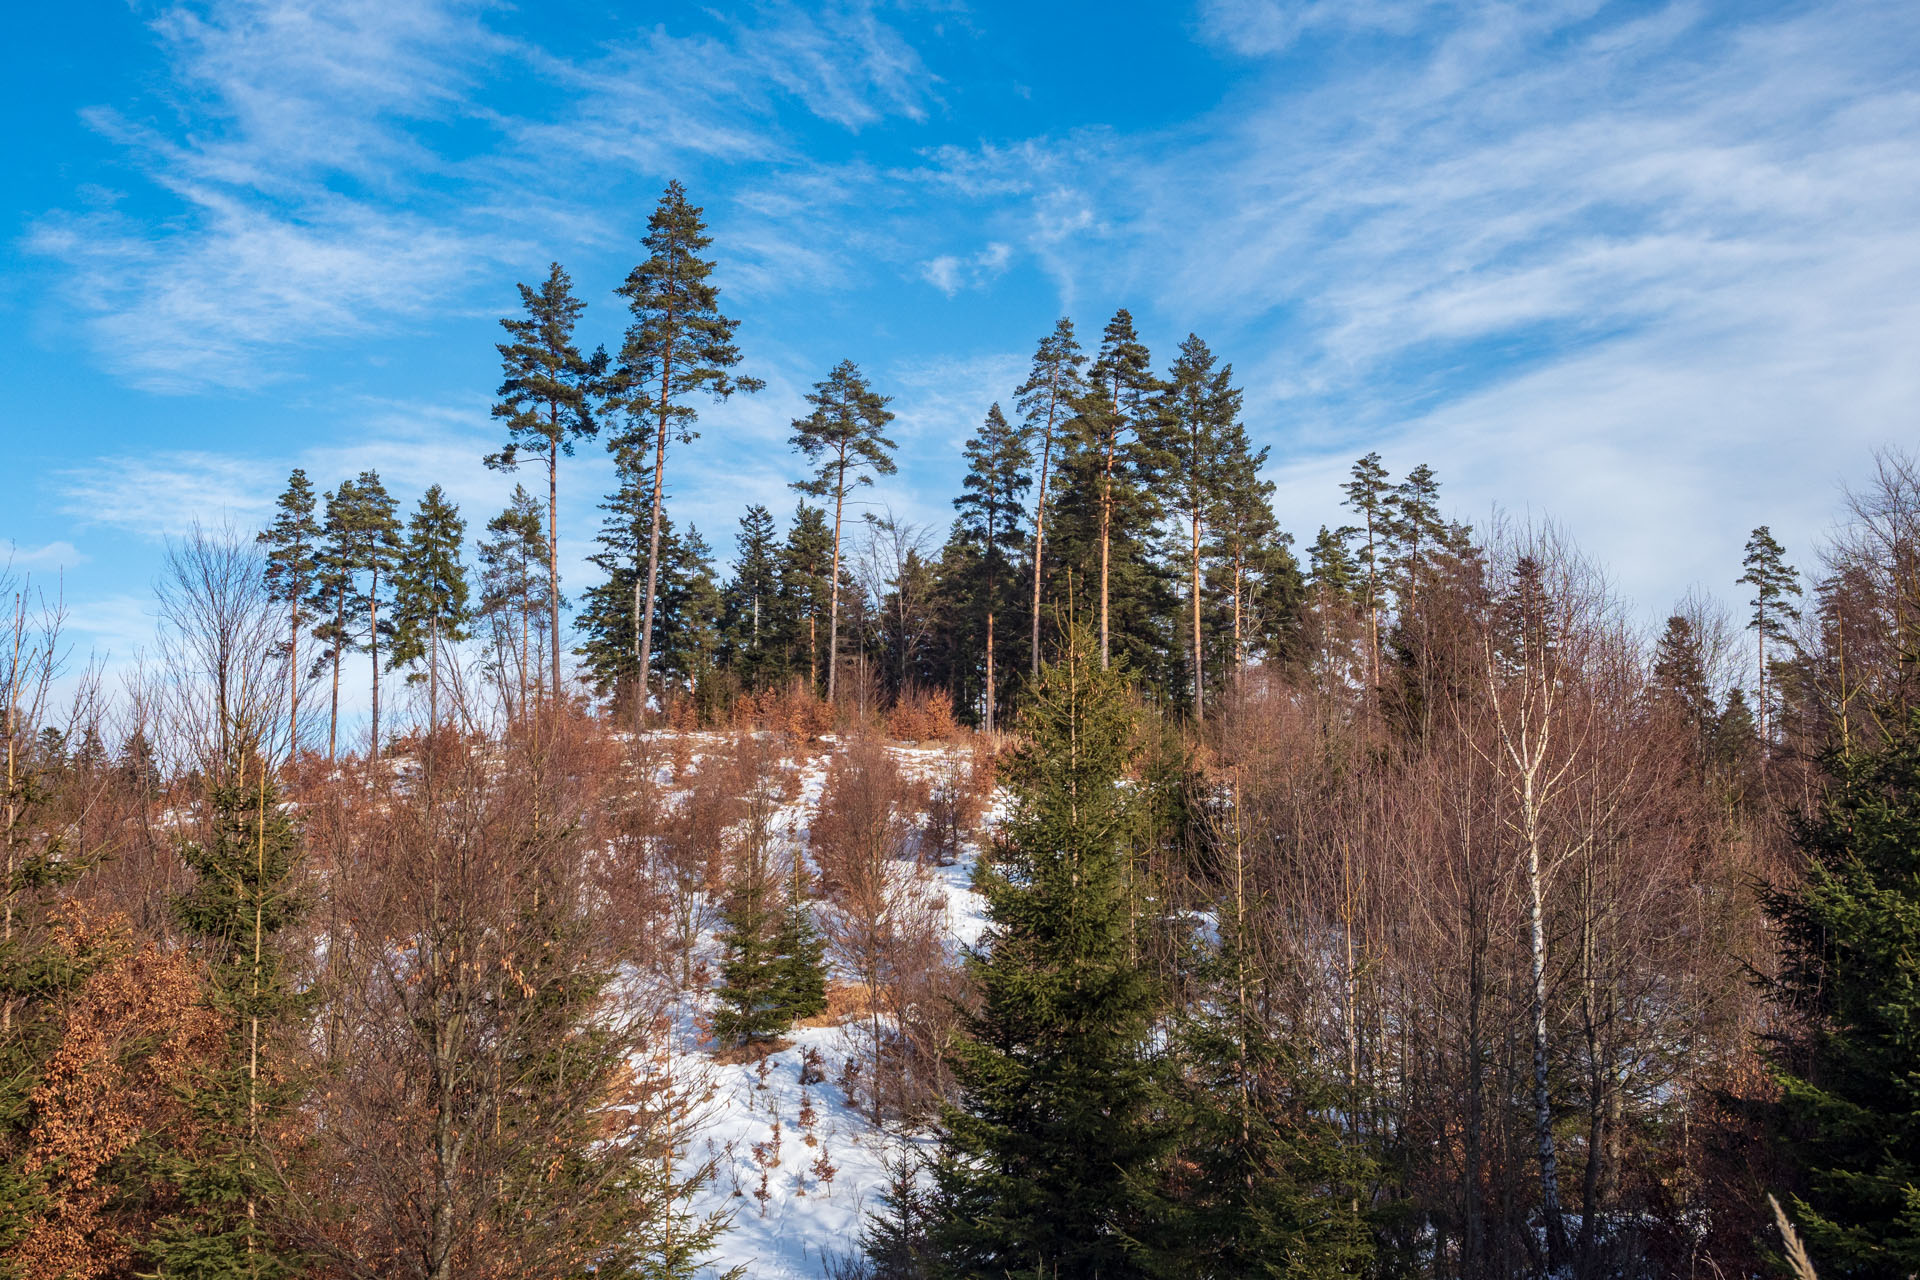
xmin=885 ymin=688 xmax=958 ymax=743
xmin=13 ymin=906 xmax=223 ymax=1280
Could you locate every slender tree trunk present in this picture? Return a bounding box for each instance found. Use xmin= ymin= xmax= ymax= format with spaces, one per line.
xmin=1031 ymin=425 xmax=1053 ymax=677
xmin=637 ymin=426 xmax=668 ymax=724
xmin=330 ymin=588 xmax=345 ymax=762
xmin=369 ymin=569 xmax=382 ymax=764
xmin=1232 ymin=546 xmax=1244 ymax=672
xmin=1191 ymin=508 xmax=1204 ymax=721
xmin=547 ymin=449 xmax=562 ymax=709
xmin=287 ymin=595 xmax=300 ymax=759
xmin=984 ymin=606 xmax=995 ymax=735
xmin=1100 ymin=437 xmax=1114 ymax=669
xmin=827 ymin=455 xmax=847 ymax=703
xmin=636 ymin=324 xmax=678 ymax=729
xmin=1521 ymin=770 xmax=1568 ymax=1267
xmin=429 ymin=612 xmax=439 ymax=734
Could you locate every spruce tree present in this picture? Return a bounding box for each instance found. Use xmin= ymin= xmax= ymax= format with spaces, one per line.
xmin=1739 ymin=525 xmax=1801 ymax=747
xmin=488 ymin=263 xmax=605 ymax=707
xmin=1761 ymin=720 xmax=1920 ymax=1275
xmin=577 ymin=427 xmax=656 ymax=699
xmin=789 ymin=359 xmax=897 ymax=703
xmin=257 ymin=469 xmax=319 ymax=756
xmin=1013 ymin=318 xmax=1087 ymax=676
xmin=611 ymin=180 xmax=761 ymax=728
xmin=1653 ymin=612 xmax=1717 ymax=761
xmin=771 ymin=881 xmax=828 ymax=1026
xmin=778 ymin=503 xmax=835 ymax=693
xmin=477 ymin=485 xmax=550 ymax=721
xmin=725 ymin=503 xmax=782 ymax=690
xmin=390 ymin=485 xmax=470 ymax=733
xmin=143 ymin=759 xmax=306 ymax=1277
xmin=951 ymin=403 xmax=1032 ymax=733
xmin=712 ymin=846 xmax=785 ymax=1047
xmin=1160 ymin=334 xmax=1239 ymax=722
xmin=342 ymin=470 xmax=401 ymax=762
xmin=930 ymin=624 xmax=1164 ymax=1279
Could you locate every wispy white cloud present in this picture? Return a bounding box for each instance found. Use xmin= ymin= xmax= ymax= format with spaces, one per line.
xmin=4 ymin=542 xmax=89 ymax=570
xmin=27 ymin=0 xmax=947 ymax=390
xmin=1197 ymin=0 xmax=1455 ymax=55
xmin=920 ymin=241 xmax=1012 ymax=295
xmin=57 ymin=451 xmax=280 ymax=539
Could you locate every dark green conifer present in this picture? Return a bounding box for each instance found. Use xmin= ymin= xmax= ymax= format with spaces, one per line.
xmin=309 ymin=480 xmax=362 ymax=761
xmin=390 ymin=485 xmax=470 ymax=733
xmin=257 ymin=469 xmax=319 ymax=755
xmin=143 ymin=760 xmax=306 ymax=1278
xmin=930 ymin=624 xmax=1164 ymax=1279
xmin=1342 ymin=452 xmax=1393 ymax=686
xmin=724 ymin=504 xmax=783 ymax=690
xmin=1760 ymin=719 xmax=1920 ymax=1275
xmin=1739 ymin=525 xmax=1801 ymax=746
xmin=950 ymin=403 xmax=1032 ymax=733
xmin=778 ymin=503 xmax=835 ymax=693
xmin=341 ymin=470 xmax=401 ymax=761
xmin=1160 ymin=334 xmax=1239 ymax=721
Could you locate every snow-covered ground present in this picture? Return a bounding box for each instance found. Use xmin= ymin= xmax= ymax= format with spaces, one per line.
xmin=640 ymin=734 xmax=1000 ymax=1279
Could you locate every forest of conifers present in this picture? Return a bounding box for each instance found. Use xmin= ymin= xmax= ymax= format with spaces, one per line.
xmin=4 ymin=182 xmax=1918 ymax=1280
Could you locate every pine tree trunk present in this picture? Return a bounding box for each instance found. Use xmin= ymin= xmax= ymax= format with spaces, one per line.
xmin=429 ymin=612 xmax=439 ymax=734
xmin=984 ymin=607 xmax=995 ymax=735
xmin=637 ymin=426 xmax=668 ymax=726
xmin=1100 ymin=434 xmax=1115 ymax=669
xmin=287 ymin=594 xmax=300 ymax=759
xmin=1031 ymin=429 xmax=1051 ymax=678
xmin=637 ymin=329 xmax=679 ymax=730
xmin=330 ymin=587 xmax=345 ymax=762
xmin=369 ymin=567 xmax=382 ymax=764
xmin=827 ymin=455 xmax=847 ymax=704
xmin=1191 ymin=509 xmax=1204 ymax=722
xmin=547 ymin=448 xmax=562 ymax=709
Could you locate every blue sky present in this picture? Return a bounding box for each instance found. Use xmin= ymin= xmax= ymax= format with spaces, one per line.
xmin=7 ymin=0 xmax=1919 ymax=692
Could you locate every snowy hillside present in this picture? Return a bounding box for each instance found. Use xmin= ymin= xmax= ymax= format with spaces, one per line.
xmin=640 ymin=733 xmax=1000 ymax=1279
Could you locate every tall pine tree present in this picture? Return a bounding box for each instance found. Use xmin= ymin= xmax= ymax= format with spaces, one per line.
xmin=1160 ymin=334 xmax=1239 ymax=722
xmin=1740 ymin=525 xmax=1801 ymax=747
xmin=258 ymin=469 xmax=319 ymax=757
xmin=611 ymin=180 xmax=761 ymax=727
xmin=488 ymin=263 xmax=604 ymax=707
xmin=1014 ymin=318 xmax=1087 ymax=676
xmin=342 ymin=471 xmax=401 ymax=762
xmin=950 ymin=403 xmax=1032 ymax=733
xmin=789 ymin=360 xmax=897 ymax=703
xmin=310 ymin=480 xmax=360 ymax=762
